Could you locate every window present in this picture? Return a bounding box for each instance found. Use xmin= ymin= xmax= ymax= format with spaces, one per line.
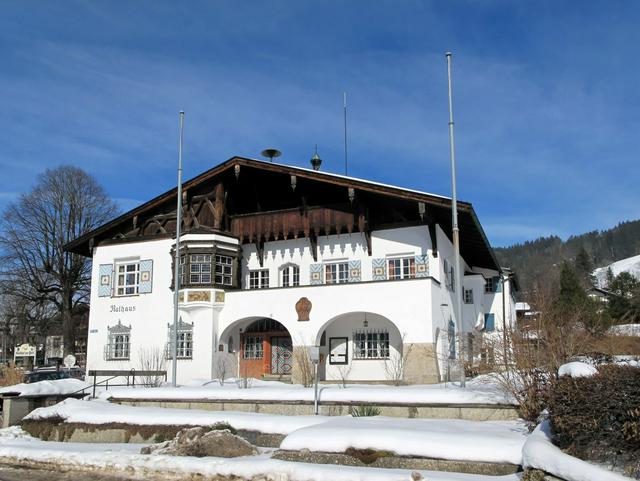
xmin=166 ymin=320 xmax=193 ymax=359
xmin=179 ymin=255 xmax=187 ymax=286
xmin=249 ymin=269 xmax=269 ymax=289
xmin=464 ymin=289 xmax=474 ymax=304
xmin=485 ymin=277 xmax=494 ymax=293
xmin=387 ymin=257 xmax=416 ymax=280
xmin=215 ymin=255 xmax=233 ymax=285
xmin=243 ymin=336 xmax=263 ymax=359
xmin=105 ymin=322 xmax=131 ymax=360
xmin=175 ymin=251 xmax=236 ymax=288
xmin=189 ymin=254 xmax=212 ymax=284
xmin=353 ymin=330 xmax=390 ymax=359
xmin=115 ymin=262 xmax=139 ymax=296
xmin=325 ymin=262 xmax=348 ymax=284
xmin=281 ymin=264 xmax=300 ymax=287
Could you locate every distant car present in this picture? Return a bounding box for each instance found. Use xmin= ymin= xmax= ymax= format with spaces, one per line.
xmin=25 ymin=366 xmax=85 ymax=383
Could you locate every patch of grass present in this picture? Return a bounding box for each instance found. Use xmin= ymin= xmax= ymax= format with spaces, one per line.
xmin=349 ymin=405 xmax=381 ymax=417
xmin=345 ymin=447 xmax=393 ymax=465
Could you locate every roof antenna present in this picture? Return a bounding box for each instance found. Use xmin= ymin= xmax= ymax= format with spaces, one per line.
xmin=261 ymin=148 xmax=281 ymax=162
xmin=343 ymin=92 xmax=348 ymax=176
xmin=310 ymin=144 xmax=322 ymax=171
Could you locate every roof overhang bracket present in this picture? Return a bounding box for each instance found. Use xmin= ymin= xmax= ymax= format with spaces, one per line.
xmin=428 ymin=223 xmax=438 ymax=258
xmin=309 ymin=231 xmax=318 ymax=262
xmin=256 ymin=238 xmax=265 ymax=268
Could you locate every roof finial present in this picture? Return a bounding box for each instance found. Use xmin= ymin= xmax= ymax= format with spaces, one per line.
xmin=310 ymin=145 xmax=322 ymax=171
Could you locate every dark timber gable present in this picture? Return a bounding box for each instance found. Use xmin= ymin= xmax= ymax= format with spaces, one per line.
xmin=64 ymin=157 xmax=501 ymax=271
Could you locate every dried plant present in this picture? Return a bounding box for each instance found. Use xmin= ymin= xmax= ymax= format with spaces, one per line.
xmin=137 ymin=346 xmax=166 ymax=387
xmin=384 ymin=333 xmax=414 ymax=385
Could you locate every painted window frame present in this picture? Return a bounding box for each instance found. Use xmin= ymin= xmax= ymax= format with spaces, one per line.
xmin=324 ymin=262 xmax=349 ymax=285
xmin=249 ymin=269 xmax=269 ymax=289
xmin=352 ymin=329 xmax=390 ymax=360
xmin=114 ymin=261 xmax=140 ymax=296
xmin=105 ymin=323 xmax=131 ymax=361
xmin=166 ymin=320 xmax=194 ymax=360
xmin=387 ymin=256 xmax=416 ymax=280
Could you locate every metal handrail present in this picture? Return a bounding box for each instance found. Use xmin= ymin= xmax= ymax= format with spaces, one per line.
xmin=71 ymin=368 xmax=167 ymax=398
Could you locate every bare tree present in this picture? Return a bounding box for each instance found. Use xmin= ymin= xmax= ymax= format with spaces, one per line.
xmin=332 ymin=363 xmax=352 ymax=388
xmin=137 ymin=346 xmax=166 ymax=387
xmin=214 ymin=354 xmax=232 ymax=386
xmin=384 ymin=333 xmax=414 ymax=385
xmin=293 ymin=342 xmax=315 ymax=388
xmin=0 ymin=166 xmax=118 ymax=355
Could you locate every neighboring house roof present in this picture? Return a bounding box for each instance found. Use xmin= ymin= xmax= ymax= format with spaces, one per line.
xmin=64 ymin=156 xmax=502 ymax=270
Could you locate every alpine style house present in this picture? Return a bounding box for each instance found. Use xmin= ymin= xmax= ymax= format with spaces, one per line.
xmin=66 ymin=156 xmax=517 ymax=385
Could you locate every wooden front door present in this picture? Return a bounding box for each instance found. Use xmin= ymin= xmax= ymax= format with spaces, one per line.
xmin=271 ymin=336 xmax=292 ymax=375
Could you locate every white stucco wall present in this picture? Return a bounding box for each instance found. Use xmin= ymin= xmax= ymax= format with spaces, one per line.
xmin=85 ymin=223 xmax=506 ymax=384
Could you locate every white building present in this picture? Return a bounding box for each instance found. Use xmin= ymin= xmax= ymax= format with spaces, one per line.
xmin=66 ymin=157 xmax=517 ymax=384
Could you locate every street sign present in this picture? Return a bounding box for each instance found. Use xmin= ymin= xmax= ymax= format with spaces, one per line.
xmin=64 ymin=354 xmax=76 ymax=368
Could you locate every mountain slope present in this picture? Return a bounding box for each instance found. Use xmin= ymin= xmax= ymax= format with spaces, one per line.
xmin=495 ymin=219 xmax=640 ymax=294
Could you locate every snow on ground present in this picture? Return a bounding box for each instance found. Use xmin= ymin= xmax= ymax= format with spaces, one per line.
xmin=25 ymin=398 xmax=327 ymax=435
xmin=280 ymin=416 xmax=528 ymax=465
xmin=0 ymin=426 xmax=522 ymax=481
xmin=0 ymin=378 xmax=90 ymax=397
xmin=97 ymin=375 xmax=513 ymax=405
xmin=522 ymin=421 xmax=631 ymax=481
xmin=26 ymin=398 xmax=527 ymax=463
xmin=558 ymin=362 xmax=598 ymax=378
xmin=594 ymin=254 xmax=640 ymax=288
xmin=608 ymin=324 xmax=640 ymax=337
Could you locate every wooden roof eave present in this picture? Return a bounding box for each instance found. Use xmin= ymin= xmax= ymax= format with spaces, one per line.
xmin=63 ymin=156 xmax=476 ymax=257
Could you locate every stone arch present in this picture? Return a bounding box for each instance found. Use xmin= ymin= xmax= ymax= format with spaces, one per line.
xmin=219 ymin=316 xmax=293 ymax=380
xmin=314 ymin=311 xmax=403 ymax=383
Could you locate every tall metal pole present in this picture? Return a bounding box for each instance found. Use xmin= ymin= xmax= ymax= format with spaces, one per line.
xmin=446 ymin=52 xmax=465 ymax=387
xmin=343 ymin=92 xmax=348 ymax=176
xmin=171 ymin=111 xmax=185 ymax=387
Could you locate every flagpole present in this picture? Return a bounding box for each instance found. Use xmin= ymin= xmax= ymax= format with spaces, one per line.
xmin=171 ymin=111 xmax=185 ymax=387
xmin=343 ymin=92 xmax=348 ymax=176
xmin=445 ymin=52 xmax=465 ymax=387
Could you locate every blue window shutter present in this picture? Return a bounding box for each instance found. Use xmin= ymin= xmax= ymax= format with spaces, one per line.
xmin=310 ymin=263 xmax=323 ymax=285
xmin=98 ymin=264 xmax=113 ymax=297
xmin=485 ymin=313 xmax=495 ymax=331
xmin=139 ymin=259 xmax=153 ymax=294
xmin=348 ymin=260 xmax=361 ymax=283
xmin=414 ymin=255 xmax=429 ymax=278
xmin=493 ymin=276 xmax=502 ymax=293
xmin=372 ymin=258 xmax=386 ymax=281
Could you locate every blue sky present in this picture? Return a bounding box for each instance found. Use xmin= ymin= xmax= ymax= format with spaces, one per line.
xmin=1 ymin=1 xmax=638 ymax=247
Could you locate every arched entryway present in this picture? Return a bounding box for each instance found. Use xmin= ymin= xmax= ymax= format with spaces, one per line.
xmin=220 ymin=317 xmax=293 ymax=380
xmin=315 ymin=312 xmax=403 ymax=383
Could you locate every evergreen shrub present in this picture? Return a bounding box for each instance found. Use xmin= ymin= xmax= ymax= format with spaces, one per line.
xmin=548 ymin=365 xmax=640 ymax=477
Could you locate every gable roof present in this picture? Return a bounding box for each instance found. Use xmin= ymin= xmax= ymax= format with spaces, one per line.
xmin=65 ymin=156 xmax=501 ymax=270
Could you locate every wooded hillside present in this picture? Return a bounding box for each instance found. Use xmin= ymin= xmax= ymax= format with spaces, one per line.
xmin=495 ymin=219 xmax=640 ymax=294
